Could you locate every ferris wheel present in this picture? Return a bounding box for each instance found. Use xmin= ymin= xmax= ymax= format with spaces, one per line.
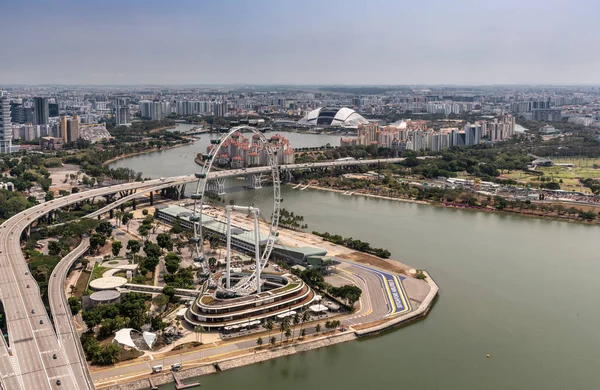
xmin=190 ymin=127 xmax=281 ymax=295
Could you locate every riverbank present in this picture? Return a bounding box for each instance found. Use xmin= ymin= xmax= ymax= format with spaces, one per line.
xmin=300 ymin=183 xmax=600 ymax=226
xmin=103 ymin=141 xmax=191 ymax=167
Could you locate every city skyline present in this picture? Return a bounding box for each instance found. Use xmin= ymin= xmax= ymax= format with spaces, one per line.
xmin=2 ymin=0 xmax=599 ymax=85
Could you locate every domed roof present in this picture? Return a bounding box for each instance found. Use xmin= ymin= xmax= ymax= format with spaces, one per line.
xmin=297 ymin=107 xmax=369 ymax=128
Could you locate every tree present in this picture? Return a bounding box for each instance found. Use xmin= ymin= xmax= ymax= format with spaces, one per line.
xmin=194 ymin=325 xmax=204 ymax=343
xmin=284 ymin=328 xmax=292 ymax=342
xmin=299 ymin=310 xmax=310 ymax=339
xmin=143 ymin=241 xmax=162 ymax=259
xmin=315 ymin=323 xmax=321 ymax=334
xmin=48 ymin=240 xmax=62 ymax=256
xmin=96 ymin=221 xmax=114 ymax=236
xmin=292 ymin=313 xmax=300 ymax=341
xmin=67 ymin=297 xmax=81 ymax=315
xmin=111 ymin=241 xmax=123 ymax=258
xmin=165 ymin=252 xmax=181 ymax=274
xmin=138 ymin=225 xmax=150 ymax=241
xmin=114 ymin=210 xmax=124 ymax=227
xmin=127 ymin=239 xmax=141 ymax=256
xmin=170 ymin=219 xmax=183 ymax=234
xmin=157 ymin=233 xmax=173 ymax=252
xmin=264 ymin=319 xmax=274 ymax=340
xmin=44 ymin=191 xmax=54 ymax=202
xmin=121 ymin=212 xmax=133 ymax=231
xmin=279 ymin=318 xmax=289 ymax=345
xmin=208 ymin=257 xmax=217 ymax=268
xmin=98 ymin=343 xmax=121 ymax=365
xmin=89 ymin=233 xmax=106 ymax=254
xmin=270 ymin=336 xmax=276 ymax=346
xmin=152 ymin=294 xmax=169 ymax=312
xmin=256 ymin=337 xmax=263 ymax=348
xmin=163 ymin=285 xmax=177 ymax=303
xmin=82 ymin=308 xmax=102 ymax=329
xmin=142 ymin=209 xmax=149 ymax=216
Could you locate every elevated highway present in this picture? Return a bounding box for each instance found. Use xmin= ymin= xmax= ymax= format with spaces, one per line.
xmin=0 ymin=157 xmax=406 ymax=388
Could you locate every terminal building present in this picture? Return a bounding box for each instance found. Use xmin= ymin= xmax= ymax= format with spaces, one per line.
xmin=184 ymin=273 xmax=316 ymax=330
xmin=154 ymin=204 xmax=269 ymax=254
xmin=155 ymin=204 xmax=332 ymax=270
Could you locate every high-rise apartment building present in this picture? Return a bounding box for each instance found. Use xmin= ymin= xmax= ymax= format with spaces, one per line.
xmin=67 ymin=115 xmax=80 ymax=142
xmin=33 ymin=97 xmax=49 ymax=125
xmin=60 ymin=114 xmax=68 ymax=142
xmin=115 ymin=98 xmax=130 ymax=126
xmin=214 ymin=101 xmax=228 ymax=117
xmin=139 ymin=100 xmax=152 ymax=119
xmin=0 ymin=90 xmax=12 ymax=153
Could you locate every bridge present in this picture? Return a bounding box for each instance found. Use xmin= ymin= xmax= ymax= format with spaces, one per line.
xmin=0 ymin=157 xmax=407 ymax=389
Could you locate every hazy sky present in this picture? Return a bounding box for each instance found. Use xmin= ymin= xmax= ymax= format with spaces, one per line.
xmin=1 ymin=0 xmax=598 ymax=85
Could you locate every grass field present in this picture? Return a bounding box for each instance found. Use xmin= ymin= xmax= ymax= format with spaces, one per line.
xmin=500 ymin=165 xmax=600 ymax=193
xmin=546 ymin=157 xmax=600 ymax=167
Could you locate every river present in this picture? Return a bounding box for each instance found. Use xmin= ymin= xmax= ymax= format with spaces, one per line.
xmin=108 ymin=129 xmax=343 ymax=177
xmin=109 ymin=134 xmax=599 ymax=390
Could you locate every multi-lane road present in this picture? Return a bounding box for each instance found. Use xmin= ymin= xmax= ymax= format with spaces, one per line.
xmin=0 ymin=157 xmax=407 ymax=389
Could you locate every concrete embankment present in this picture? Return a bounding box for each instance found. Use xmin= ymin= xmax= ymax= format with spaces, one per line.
xmin=355 ymin=270 xmax=439 ymax=336
xmin=216 ymin=332 xmax=357 ymax=371
xmin=103 ymin=365 xmax=216 ymax=390
xmin=102 ymin=333 xmax=356 ymax=389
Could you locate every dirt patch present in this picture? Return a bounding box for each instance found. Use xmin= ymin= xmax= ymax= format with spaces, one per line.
xmin=337 ymin=251 xmax=409 ymax=275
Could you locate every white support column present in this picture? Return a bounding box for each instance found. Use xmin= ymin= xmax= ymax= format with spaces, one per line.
xmin=226 ymin=206 xmax=232 ymax=289
xmin=253 ymin=210 xmax=261 ymax=293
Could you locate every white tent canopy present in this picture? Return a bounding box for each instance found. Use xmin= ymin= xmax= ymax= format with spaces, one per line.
xmin=309 ymin=304 xmax=329 ymax=313
xmin=113 ymin=328 xmax=156 ymax=351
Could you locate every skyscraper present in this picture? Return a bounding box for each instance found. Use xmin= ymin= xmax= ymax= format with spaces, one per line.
xmin=33 ymin=97 xmax=49 ymax=125
xmin=0 ymin=90 xmax=12 ymax=153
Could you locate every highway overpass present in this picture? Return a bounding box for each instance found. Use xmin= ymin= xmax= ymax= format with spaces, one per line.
xmin=0 ymin=157 xmax=406 ymax=389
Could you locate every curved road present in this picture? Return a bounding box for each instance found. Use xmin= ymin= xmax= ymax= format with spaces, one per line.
xmin=0 ymin=158 xmax=405 ymax=389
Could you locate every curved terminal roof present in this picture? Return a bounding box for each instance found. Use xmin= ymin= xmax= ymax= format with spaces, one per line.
xmin=89 ymin=276 xmax=128 ymax=290
xmin=298 ymin=107 xmax=369 ymax=128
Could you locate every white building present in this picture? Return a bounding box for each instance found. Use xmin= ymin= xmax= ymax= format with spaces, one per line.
xmin=0 ymin=90 xmax=12 ymax=153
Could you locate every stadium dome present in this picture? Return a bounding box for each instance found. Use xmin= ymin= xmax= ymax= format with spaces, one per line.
xmin=297 ymin=107 xmax=369 ymax=128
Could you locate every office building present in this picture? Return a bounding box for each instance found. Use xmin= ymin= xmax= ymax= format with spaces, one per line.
xmin=48 ymin=103 xmax=59 ymax=117
xmin=0 ymin=91 xmax=12 ymax=153
xmin=10 ymin=103 xmax=34 ymax=124
xmin=33 ymin=97 xmax=49 ymax=125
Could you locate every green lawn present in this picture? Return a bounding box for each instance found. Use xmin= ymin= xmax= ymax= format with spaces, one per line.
xmin=90 ymin=265 xmax=109 ymax=281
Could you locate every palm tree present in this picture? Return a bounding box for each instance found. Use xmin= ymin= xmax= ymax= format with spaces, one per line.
xmin=194 ymin=325 xmax=204 ymax=344
xmin=264 ymin=319 xmax=274 ymax=340
xmin=279 ymin=319 xmax=288 ymax=345
xmin=299 ymin=310 xmax=310 ymax=339
xmin=315 ymin=323 xmax=321 ymax=334
xmin=114 ymin=210 xmax=124 ymax=227
xmin=256 ymin=337 xmax=263 ymax=349
xmin=270 ymin=336 xmax=276 ymax=347
xmin=69 ymin=284 xmax=76 ymax=296
xmin=284 ymin=328 xmax=292 ymax=343
xmin=292 ymin=313 xmax=300 ymax=341
xmin=325 ymin=320 xmax=332 ymax=333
